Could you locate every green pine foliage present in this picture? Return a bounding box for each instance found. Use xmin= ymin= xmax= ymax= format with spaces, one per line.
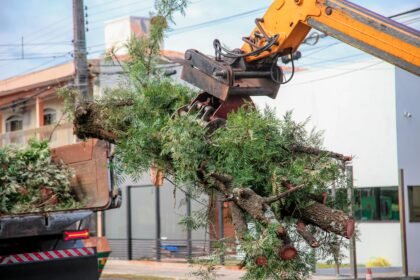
xmin=0 ymin=139 xmax=81 ymax=214
xmin=65 ymin=0 xmax=352 ymax=278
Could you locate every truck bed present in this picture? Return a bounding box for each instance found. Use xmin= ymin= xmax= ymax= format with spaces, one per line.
xmin=0 ymin=139 xmax=114 ymax=239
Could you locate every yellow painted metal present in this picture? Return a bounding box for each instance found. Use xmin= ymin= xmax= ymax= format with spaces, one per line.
xmin=242 ymin=0 xmax=321 ymax=59
xmin=242 ymin=0 xmax=420 ymax=75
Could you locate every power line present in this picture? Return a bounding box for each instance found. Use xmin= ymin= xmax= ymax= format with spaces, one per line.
xmin=89 ymin=1 xmax=152 ymax=18
xmin=0 ymin=41 xmax=72 ymax=47
xmin=0 ymin=53 xmax=70 ymax=62
xmin=389 ymin=7 xmax=420 ymax=19
xmin=85 ymin=5 xmax=269 ymax=51
xmin=0 ymin=56 xmax=72 ymax=81
xmin=286 ymin=61 xmax=384 ymax=87
xmin=167 ymin=7 xmax=268 ymax=36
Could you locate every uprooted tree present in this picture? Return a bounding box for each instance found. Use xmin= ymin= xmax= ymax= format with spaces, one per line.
xmin=62 ymin=1 xmax=354 ymax=279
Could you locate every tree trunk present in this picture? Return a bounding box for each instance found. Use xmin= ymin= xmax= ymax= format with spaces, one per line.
xmin=295 ymin=202 xmax=355 ymax=238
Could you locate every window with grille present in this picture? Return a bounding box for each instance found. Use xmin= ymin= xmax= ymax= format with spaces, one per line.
xmin=5 ymin=115 xmax=23 ymax=132
xmin=43 ymin=108 xmax=57 ymax=125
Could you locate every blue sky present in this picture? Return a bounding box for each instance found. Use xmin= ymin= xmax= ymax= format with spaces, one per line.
xmin=0 ymin=0 xmax=419 ymax=80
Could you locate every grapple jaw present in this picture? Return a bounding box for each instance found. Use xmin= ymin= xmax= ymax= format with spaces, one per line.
xmin=181 ymin=49 xmax=282 ymax=102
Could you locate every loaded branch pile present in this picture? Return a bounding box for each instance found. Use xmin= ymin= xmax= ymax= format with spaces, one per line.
xmin=72 ymin=87 xmax=353 ymax=278
xmin=0 ymin=139 xmax=81 ymax=214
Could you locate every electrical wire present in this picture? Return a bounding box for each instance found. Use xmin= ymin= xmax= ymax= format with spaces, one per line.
xmin=0 ymin=41 xmax=72 ymax=47
xmin=285 ymin=61 xmax=384 ymax=87
xmin=0 ymin=56 xmax=71 ymax=81
xmin=0 ymin=53 xmax=70 ymax=62
xmin=167 ymin=7 xmax=268 ymax=36
xmin=164 ymin=177 xmax=208 ymax=208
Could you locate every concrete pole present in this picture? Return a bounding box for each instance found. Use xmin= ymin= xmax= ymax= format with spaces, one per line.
xmin=72 ymin=0 xmax=89 ymax=99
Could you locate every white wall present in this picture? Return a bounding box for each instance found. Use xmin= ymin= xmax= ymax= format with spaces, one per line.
xmin=254 ymin=60 xmax=399 ymax=187
xmin=253 ymin=60 xmax=402 ymax=265
xmin=356 ymin=223 xmax=402 ymax=266
xmin=395 ymin=68 xmax=420 ymax=273
xmin=104 ymin=16 xmax=150 ymax=56
xmin=104 ymin=17 xmax=131 ymax=55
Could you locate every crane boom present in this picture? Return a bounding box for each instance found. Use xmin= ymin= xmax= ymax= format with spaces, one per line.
xmin=180 ymin=0 xmax=420 ymax=122
xmin=242 ymin=0 xmax=419 ymax=75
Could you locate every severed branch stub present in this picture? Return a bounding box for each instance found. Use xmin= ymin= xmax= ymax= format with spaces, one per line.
xmin=296 ymin=220 xmax=320 ymax=248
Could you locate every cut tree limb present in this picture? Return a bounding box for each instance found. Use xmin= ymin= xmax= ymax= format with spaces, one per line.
xmin=74 ymin=102 xmax=117 ymax=143
xmin=290 ymin=145 xmax=352 ymax=162
xmin=296 ymin=220 xmax=320 ymax=248
xmin=294 ymin=202 xmax=355 ymax=238
xmin=278 ymin=245 xmax=298 ymax=260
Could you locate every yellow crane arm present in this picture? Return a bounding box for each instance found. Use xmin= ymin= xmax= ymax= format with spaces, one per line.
xmin=242 ymin=0 xmax=420 ymax=76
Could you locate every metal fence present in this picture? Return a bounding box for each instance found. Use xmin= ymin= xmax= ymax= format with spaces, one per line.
xmin=104 ymin=184 xmax=238 ymax=263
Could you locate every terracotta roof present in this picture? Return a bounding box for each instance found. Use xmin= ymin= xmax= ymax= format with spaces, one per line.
xmin=0 ymin=62 xmax=75 ymax=96
xmin=160 ymin=50 xmax=185 ymax=63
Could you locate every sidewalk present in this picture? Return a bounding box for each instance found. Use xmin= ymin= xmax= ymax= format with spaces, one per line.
xmin=101 ymin=260 xmax=420 ymax=280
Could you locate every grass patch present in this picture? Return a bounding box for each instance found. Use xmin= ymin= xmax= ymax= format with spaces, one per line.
xmin=101 ymin=274 xmax=175 ymax=280
xmin=316 ymin=263 xmax=366 ymax=269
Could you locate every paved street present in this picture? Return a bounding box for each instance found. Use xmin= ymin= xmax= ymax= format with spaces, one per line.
xmin=101 ymin=260 xmax=420 ymax=280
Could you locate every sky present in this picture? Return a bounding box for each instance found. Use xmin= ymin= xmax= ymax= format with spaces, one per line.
xmin=0 ymin=0 xmax=419 ymax=80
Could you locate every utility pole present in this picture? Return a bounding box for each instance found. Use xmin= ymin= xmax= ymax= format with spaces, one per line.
xmin=72 ymin=0 xmax=89 ymax=99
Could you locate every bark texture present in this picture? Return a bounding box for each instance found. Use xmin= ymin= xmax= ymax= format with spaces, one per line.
xmin=294 ymin=202 xmax=355 ymax=238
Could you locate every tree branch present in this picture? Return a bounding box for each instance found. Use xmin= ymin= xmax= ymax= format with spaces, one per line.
xmin=290 ymin=144 xmax=352 ymax=162
xmin=264 ymin=184 xmax=305 ymax=204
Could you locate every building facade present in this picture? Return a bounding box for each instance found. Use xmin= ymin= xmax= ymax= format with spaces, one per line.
xmin=0 ymin=63 xmax=76 ymax=148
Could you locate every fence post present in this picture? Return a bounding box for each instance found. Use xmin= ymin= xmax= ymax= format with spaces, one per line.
xmin=346 ymin=164 xmax=357 ymax=279
xmin=155 ymin=186 xmax=161 ymax=261
xmin=126 ymin=186 xmax=132 ymax=260
xmin=399 ymin=169 xmax=408 ymax=277
xmin=186 ymin=192 xmax=193 ymax=262
xmin=218 ymin=197 xmax=225 ymax=265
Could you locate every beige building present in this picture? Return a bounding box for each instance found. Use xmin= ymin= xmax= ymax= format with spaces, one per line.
xmin=0 ymin=63 xmax=76 ymax=148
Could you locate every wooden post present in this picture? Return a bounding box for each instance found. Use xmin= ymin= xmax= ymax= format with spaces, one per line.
xmin=218 ymin=196 xmax=225 ymax=265
xmin=398 ymin=169 xmax=408 ymax=277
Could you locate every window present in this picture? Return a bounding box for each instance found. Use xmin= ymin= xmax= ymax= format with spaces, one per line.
xmin=5 ymin=115 xmax=23 ymax=132
xmin=354 ymin=187 xmax=399 ymax=221
xmin=408 ymin=186 xmax=420 ymax=222
xmin=43 ymin=108 xmax=57 ymax=125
